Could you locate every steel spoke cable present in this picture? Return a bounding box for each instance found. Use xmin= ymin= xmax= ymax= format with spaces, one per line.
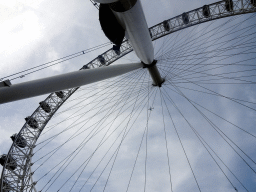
xmin=53 ymin=69 xmax=144 ymax=115
xmin=158 ymin=15 xmax=247 ymax=74
xmin=34 ymin=69 xmax=146 ymax=162
xmin=39 ymin=68 xmax=149 ymax=190
xmin=164 ymin=82 xmax=256 ymax=169
xmin=166 ymin=72 xmax=256 ymax=112
xmin=172 ymin=84 xmax=256 ymax=105
xmin=159 ymin=20 xmax=256 ymax=65
xmin=2 ymin=42 xmax=112 ymax=81
xmin=125 ymin=118 xmax=148 ymax=192
xmin=53 ymin=80 xmax=149 ymax=118
xmin=169 ymin=31 xmax=255 ymax=79
xmin=36 ymin=78 xmax=150 ymax=150
xmin=160 ymin=88 xmax=201 ymax=192
xmin=160 ymin=40 xmax=256 ymax=65
xmin=54 ymin=85 xmax=150 ymax=118
xmin=162 ymin=15 xmax=256 ymax=77
xmin=162 ymin=86 xmax=249 ymax=191
xmin=86 ymin=71 xmax=148 ymax=191
xmin=144 ymin=74 xmax=155 ymax=192
xmin=159 ymin=13 xmax=255 ymax=62
xmin=36 ymin=85 xmax=153 ymax=188
xmin=101 ymin=69 xmax=149 ymax=192
xmin=37 ymin=69 xmax=144 ymax=137
xmin=156 ymin=15 xmax=230 ymax=70
xmin=77 ymin=87 xmax=157 ymax=192
xmin=168 ymin=64 xmax=256 ymax=83
xmin=40 ymin=81 xmax=148 ymax=191
xmin=125 ymin=83 xmax=156 ymax=192
xmin=57 ymin=70 xmax=149 ymax=191
xmin=166 ymin=62 xmax=256 ymax=84
xmin=35 ymin=83 xmax=150 ymax=151
xmin=171 ymin=26 xmax=256 ymax=80
xmin=33 ymin=70 xmax=144 ymax=168
xmin=161 ymin=87 xmax=243 ymax=191
xmin=159 ymin=88 xmax=173 ymax=192
xmin=71 ymin=87 xmax=157 ymax=192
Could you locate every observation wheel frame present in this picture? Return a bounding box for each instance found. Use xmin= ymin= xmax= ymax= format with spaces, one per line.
xmin=1 ymin=0 xmax=256 ymax=191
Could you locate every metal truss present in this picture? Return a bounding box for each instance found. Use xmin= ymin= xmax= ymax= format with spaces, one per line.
xmin=1 ymin=0 xmax=256 ymax=191
xmin=149 ymin=0 xmax=256 ymax=41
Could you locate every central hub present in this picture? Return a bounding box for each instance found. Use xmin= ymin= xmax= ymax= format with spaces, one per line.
xmin=143 ymin=60 xmax=165 ymax=87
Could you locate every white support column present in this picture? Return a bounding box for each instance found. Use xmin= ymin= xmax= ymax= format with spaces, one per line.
xmin=0 ymin=63 xmax=143 ymax=104
xmin=111 ymin=0 xmax=154 ymax=64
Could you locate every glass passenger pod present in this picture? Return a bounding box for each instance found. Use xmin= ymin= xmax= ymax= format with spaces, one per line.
xmin=163 ymin=20 xmax=170 ymax=31
xmin=98 ymin=55 xmax=106 ymax=65
xmin=252 ymin=0 xmax=256 ymax=6
xmin=149 ymin=29 xmax=153 ymax=38
xmin=182 ymin=12 xmax=189 ymax=24
xmin=113 ymin=45 xmax=121 ymax=55
xmin=39 ymin=101 xmax=51 ymax=113
xmin=0 ymin=154 xmax=17 ymax=171
xmin=81 ymin=65 xmax=90 ymax=70
xmin=25 ymin=116 xmax=39 ymax=129
xmin=10 ymin=134 xmax=27 ymax=148
xmin=0 ymin=177 xmax=10 ymax=192
xmin=225 ymin=0 xmax=233 ymax=12
xmin=55 ymin=91 xmax=65 ymax=99
xmin=202 ymin=5 xmax=210 ymax=18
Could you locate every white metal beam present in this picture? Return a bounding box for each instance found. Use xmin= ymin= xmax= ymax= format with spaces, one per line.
xmin=0 ymin=63 xmax=143 ymax=104
xmin=112 ymin=0 xmax=154 ymax=64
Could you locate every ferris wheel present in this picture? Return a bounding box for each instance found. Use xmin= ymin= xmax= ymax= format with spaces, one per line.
xmin=1 ymin=0 xmax=256 ymax=191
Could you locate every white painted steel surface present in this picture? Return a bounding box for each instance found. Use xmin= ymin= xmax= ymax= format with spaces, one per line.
xmin=93 ymin=0 xmax=118 ymax=3
xmin=112 ymin=0 xmax=154 ymax=64
xmin=0 ymin=63 xmax=143 ymax=104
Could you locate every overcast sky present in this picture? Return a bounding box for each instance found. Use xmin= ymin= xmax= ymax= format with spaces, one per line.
xmin=1 ymin=0 xmax=256 ymax=191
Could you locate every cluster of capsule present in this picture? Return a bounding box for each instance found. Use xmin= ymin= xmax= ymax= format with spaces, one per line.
xmin=159 ymin=0 xmax=256 ymax=36
xmin=0 ymin=91 xmax=66 ymax=191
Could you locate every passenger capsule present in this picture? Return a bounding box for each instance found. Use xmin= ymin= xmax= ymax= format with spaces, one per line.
xmin=39 ymin=101 xmax=51 ymax=113
xmin=113 ymin=45 xmax=121 ymax=55
xmin=55 ymin=91 xmax=64 ymax=99
xmin=202 ymin=5 xmax=210 ymax=18
xmin=225 ymin=0 xmax=233 ymax=12
xmin=0 ymin=154 xmax=17 ymax=171
xmin=81 ymin=65 xmax=90 ymax=70
xmin=252 ymin=0 xmax=256 ymax=6
xmin=182 ymin=12 xmax=189 ymax=24
xmin=98 ymin=55 xmax=106 ymax=65
xmin=163 ymin=20 xmax=170 ymax=31
xmin=25 ymin=116 xmax=39 ymax=129
xmin=0 ymin=178 xmax=10 ymax=192
xmin=149 ymin=29 xmax=153 ymax=38
xmin=10 ymin=134 xmax=27 ymax=148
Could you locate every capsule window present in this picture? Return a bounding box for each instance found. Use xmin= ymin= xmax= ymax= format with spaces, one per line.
xmin=202 ymin=5 xmax=210 ymax=18
xmin=25 ymin=116 xmax=39 ymax=129
xmin=182 ymin=12 xmax=189 ymax=24
xmin=0 ymin=154 xmax=17 ymax=171
xmin=55 ymin=91 xmax=64 ymax=99
xmin=252 ymin=0 xmax=256 ymax=6
xmin=149 ymin=30 xmax=153 ymax=38
xmin=81 ymin=65 xmax=90 ymax=70
xmin=0 ymin=178 xmax=10 ymax=192
xmin=39 ymin=101 xmax=51 ymax=113
xmin=113 ymin=45 xmax=121 ymax=55
xmin=225 ymin=0 xmax=233 ymax=12
xmin=11 ymin=134 xmax=27 ymax=148
xmin=98 ymin=55 xmax=106 ymax=65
